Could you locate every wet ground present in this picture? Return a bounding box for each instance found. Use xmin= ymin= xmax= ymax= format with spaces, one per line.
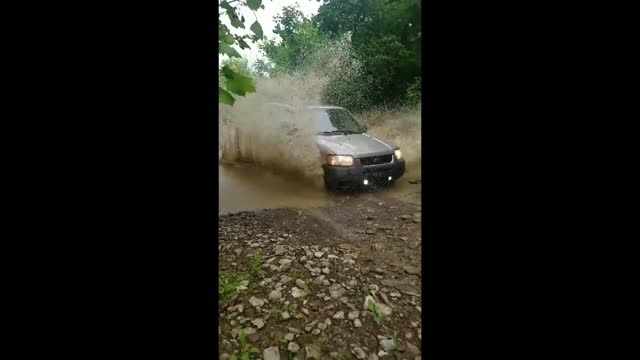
xmin=219 ymin=163 xmax=421 ymax=215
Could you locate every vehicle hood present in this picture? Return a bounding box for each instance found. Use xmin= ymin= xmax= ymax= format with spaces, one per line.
xmin=315 ymin=133 xmax=396 ymax=157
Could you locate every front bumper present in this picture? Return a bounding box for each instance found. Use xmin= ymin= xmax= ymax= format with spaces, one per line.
xmin=323 ymin=156 xmax=405 ymax=188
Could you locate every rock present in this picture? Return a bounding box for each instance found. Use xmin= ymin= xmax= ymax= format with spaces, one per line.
xmin=377 ymin=350 xmax=388 ymax=357
xmin=281 ymin=311 xmax=291 ymax=320
xmin=291 ymin=287 xmax=307 ymax=298
xmin=314 ymin=251 xmax=324 ymax=258
xmin=333 ymin=311 xmax=345 ymax=319
xmin=348 ymin=310 xmax=360 ymax=320
xmin=390 ymin=292 xmax=401 ymax=298
xmin=368 ymin=354 xmax=379 ymax=360
xmin=284 ymin=333 xmax=295 ymax=341
xmin=354 ymin=318 xmax=362 ymax=327
xmin=322 ymin=267 xmax=330 ymax=274
xmin=274 ymin=245 xmax=286 ymax=255
xmin=312 ymin=275 xmax=326 ymax=285
xmin=268 ymin=289 xmax=282 ymax=300
xmin=263 ymin=346 xmax=280 ymax=360
xmin=302 ymin=308 xmax=310 ymax=315
xmin=288 ymin=342 xmax=300 ymax=352
xmin=234 ymin=249 xmax=242 ymax=256
xmin=311 ymin=328 xmax=321 ymax=335
xmin=249 ymin=296 xmax=265 ymax=307
xmin=352 ymin=346 xmax=367 ymax=359
xmin=347 ymin=279 xmax=358 ymax=287
xmin=406 ymin=342 xmax=421 ymax=355
xmin=243 ymin=327 xmax=257 ymax=335
xmin=317 ymin=322 xmax=328 ymax=330
xmin=329 ymin=284 xmax=346 ymax=299
xmin=363 ymin=295 xmax=392 ymax=317
xmin=403 ymin=265 xmax=420 ymax=275
xmin=380 ymin=339 xmax=396 ymax=351
xmin=305 ymin=344 xmax=322 ymax=359
xmin=221 ymin=339 xmax=232 ymax=351
xmin=251 ymin=318 xmax=265 ymax=329
xmin=295 ymin=279 xmax=306 ymax=288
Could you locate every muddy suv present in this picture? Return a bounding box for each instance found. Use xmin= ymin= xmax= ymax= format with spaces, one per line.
xmin=267 ymin=103 xmax=405 ymax=191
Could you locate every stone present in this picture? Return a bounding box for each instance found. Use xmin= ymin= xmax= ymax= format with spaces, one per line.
xmin=368 ymin=354 xmax=379 ymax=360
xmin=311 ymin=328 xmax=321 ymax=335
xmin=295 ymin=279 xmax=306 ymax=288
xmin=390 ymin=292 xmax=401 ymax=298
xmin=317 ymin=322 xmax=328 ymax=330
xmin=234 ymin=249 xmax=242 ymax=256
xmin=329 ymin=284 xmax=346 ymax=299
xmin=281 ymin=311 xmax=291 ymax=320
xmin=288 ymin=342 xmax=300 ymax=352
xmin=322 ymin=267 xmax=330 ymax=274
xmin=314 ymin=251 xmax=324 ymax=258
xmin=292 ymin=287 xmax=307 ymax=298
xmin=363 ymin=295 xmax=392 ymax=317
xmin=403 ymin=265 xmax=420 ymax=275
xmin=380 ymin=339 xmax=396 ymax=352
xmin=263 ymin=346 xmax=280 ymax=360
xmin=251 ymin=318 xmax=265 ymax=329
xmin=274 ymin=245 xmax=287 ymax=256
xmin=284 ymin=333 xmax=295 ymax=341
xmin=354 ymin=318 xmax=362 ymax=327
xmin=333 ymin=311 xmax=345 ymax=319
xmin=406 ymin=342 xmax=421 ymax=355
xmin=305 ymin=344 xmax=322 ymax=360
xmin=249 ymin=296 xmax=265 ymax=307
xmin=269 ymin=289 xmax=282 ymax=300
xmin=348 ymin=310 xmax=360 ymax=320
xmin=352 ymin=346 xmax=367 ymax=359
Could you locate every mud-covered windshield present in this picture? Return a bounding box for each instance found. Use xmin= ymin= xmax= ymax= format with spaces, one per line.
xmin=309 ymin=108 xmax=365 ymax=135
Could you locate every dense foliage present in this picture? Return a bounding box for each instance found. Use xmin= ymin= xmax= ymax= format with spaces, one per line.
xmin=258 ymin=0 xmax=422 ymax=112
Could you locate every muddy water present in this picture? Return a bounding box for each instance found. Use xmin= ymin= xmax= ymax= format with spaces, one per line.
xmin=218 ymin=163 xmax=330 ymax=214
xmin=218 ymin=162 xmax=421 ymax=214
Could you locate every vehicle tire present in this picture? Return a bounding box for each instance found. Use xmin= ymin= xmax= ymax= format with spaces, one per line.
xmin=324 ymin=178 xmax=337 ymax=192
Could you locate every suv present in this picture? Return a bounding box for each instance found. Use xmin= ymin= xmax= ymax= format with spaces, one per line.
xmin=266 ymin=103 xmax=405 ymax=191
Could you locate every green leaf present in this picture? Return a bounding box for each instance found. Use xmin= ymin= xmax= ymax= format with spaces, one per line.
xmin=220 ymin=0 xmax=234 ymax=14
xmin=247 ymin=0 xmax=262 ymax=11
xmin=224 ymin=34 xmax=235 ymax=45
xmin=241 ymin=353 xmax=249 ymax=360
xmin=367 ymin=299 xmax=375 ymax=312
xmin=250 ymin=21 xmax=263 ymax=39
xmin=219 ymin=87 xmax=235 ymax=106
xmin=219 ymin=43 xmax=241 ymax=58
xmin=230 ymin=15 xmax=244 ymax=29
xmin=222 ymin=65 xmax=256 ymax=96
xmin=229 ymin=355 xmax=237 ymax=360
xmin=237 ymin=38 xmax=250 ymax=50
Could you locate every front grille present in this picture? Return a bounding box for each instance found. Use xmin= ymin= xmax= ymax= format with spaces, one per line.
xmin=360 ymin=154 xmax=392 ymax=166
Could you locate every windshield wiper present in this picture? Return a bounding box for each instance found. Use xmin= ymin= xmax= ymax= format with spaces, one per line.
xmin=319 ymin=130 xmax=347 ymax=135
xmin=319 ymin=130 xmax=362 ymax=135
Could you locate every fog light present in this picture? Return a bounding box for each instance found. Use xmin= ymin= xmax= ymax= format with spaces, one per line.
xmin=388 ymin=176 xmax=392 ymax=181
xmin=363 ymin=179 xmax=369 ymax=185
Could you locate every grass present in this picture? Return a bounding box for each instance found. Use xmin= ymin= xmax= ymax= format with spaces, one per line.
xmin=229 ymin=328 xmax=259 ymax=360
xmin=302 ymin=282 xmax=312 ymax=295
xmin=269 ymin=306 xmax=283 ymax=321
xmin=249 ymin=249 xmax=263 ymax=280
xmin=219 ymin=273 xmax=247 ymax=300
xmin=288 ymin=267 xmax=304 ymax=279
xmin=367 ymin=299 xmax=383 ymax=327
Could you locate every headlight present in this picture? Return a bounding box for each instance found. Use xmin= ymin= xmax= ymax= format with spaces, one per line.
xmin=394 ymin=149 xmax=403 ymax=160
xmin=327 ymin=155 xmax=354 ymax=166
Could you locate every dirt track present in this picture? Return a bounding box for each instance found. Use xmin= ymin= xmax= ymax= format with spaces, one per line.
xmin=218 ymin=183 xmax=422 ymax=359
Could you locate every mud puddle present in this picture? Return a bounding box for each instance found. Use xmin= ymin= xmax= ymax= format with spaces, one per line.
xmin=219 ymin=163 xmax=421 ymax=214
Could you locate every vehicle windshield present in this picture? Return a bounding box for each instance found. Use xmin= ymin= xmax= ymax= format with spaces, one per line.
xmin=309 ymin=108 xmax=366 ymax=135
